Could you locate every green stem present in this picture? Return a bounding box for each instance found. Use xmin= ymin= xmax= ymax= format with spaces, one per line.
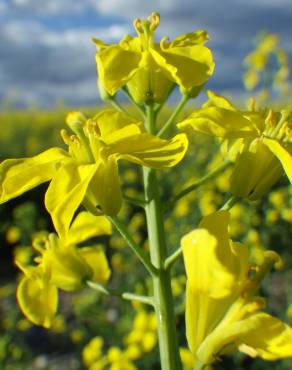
xmin=109 ymin=97 xmax=128 ymax=114
xmin=87 ymin=281 xmax=154 ymax=306
xmin=123 ymin=194 xmax=147 ymax=208
xmin=143 ymin=104 xmax=182 ymax=370
xmin=158 ymin=93 xmax=189 ymax=137
xmin=122 ymin=86 xmax=146 ymax=115
xmin=167 ymin=161 xmax=232 ymax=209
xmin=220 ymin=195 xmax=240 ymax=211
xmin=108 ymin=215 xmax=158 ymax=277
xmin=164 ymin=247 xmax=183 ymax=270
xmin=154 ymin=83 xmax=176 ymax=116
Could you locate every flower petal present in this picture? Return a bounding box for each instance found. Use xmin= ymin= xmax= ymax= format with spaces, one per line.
xmin=17 ymin=274 xmax=58 ymax=328
xmin=230 ymin=139 xmax=283 ymax=200
xmin=45 ymin=162 xmax=98 ymax=238
xmin=178 ymin=107 xmax=257 ymax=138
xmin=94 ymin=109 xmax=142 ymax=139
xmin=0 ymin=148 xmax=68 ymax=204
xmin=89 ymin=156 xmax=122 ymax=216
xmin=79 ymin=246 xmax=111 ymax=285
xmin=168 ymin=30 xmax=209 ymax=47
xmin=96 ymin=45 xmax=142 ymax=95
xmin=182 ymin=212 xmax=250 ymax=356
xmin=182 ymin=228 xmax=234 ymax=355
xmin=108 ymin=132 xmax=189 ymax=169
xmin=237 ymin=313 xmax=292 ymax=360
xmin=203 ymin=90 xmax=236 ymax=110
xmin=65 ymin=212 xmax=112 ymax=246
xmin=151 ymin=44 xmax=214 ymax=90
xmin=263 ymin=138 xmax=292 ymax=183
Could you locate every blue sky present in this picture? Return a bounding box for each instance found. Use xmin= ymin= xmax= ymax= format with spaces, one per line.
xmin=1 ymin=0 xmax=292 ymax=108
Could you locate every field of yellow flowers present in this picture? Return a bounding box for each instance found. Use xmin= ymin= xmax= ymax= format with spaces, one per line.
xmin=0 ymin=103 xmax=291 ymax=370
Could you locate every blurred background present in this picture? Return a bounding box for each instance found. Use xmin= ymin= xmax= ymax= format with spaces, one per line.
xmin=0 ymin=1 xmax=292 ymax=370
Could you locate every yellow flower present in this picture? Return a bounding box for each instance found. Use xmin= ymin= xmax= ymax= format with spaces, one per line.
xmin=0 ymin=109 xmax=188 ymax=235
xmin=94 ymin=12 xmax=214 ymax=103
xmin=178 ymin=91 xmax=292 ymax=200
xmin=107 ymin=347 xmax=137 ymax=370
xmin=182 ymin=211 xmax=292 ymax=367
xmin=83 ymin=336 xmax=104 ymax=367
xmin=15 ymin=212 xmax=111 ymax=328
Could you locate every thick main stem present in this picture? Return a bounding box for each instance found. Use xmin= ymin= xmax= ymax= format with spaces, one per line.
xmin=143 ymin=105 xmax=182 ymax=370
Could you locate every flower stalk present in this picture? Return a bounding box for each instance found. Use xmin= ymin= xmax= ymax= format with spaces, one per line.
xmin=143 ymin=104 xmax=182 ymax=370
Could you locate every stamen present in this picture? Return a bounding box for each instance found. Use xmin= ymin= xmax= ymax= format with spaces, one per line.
xmin=247 ymin=97 xmax=256 ymax=111
xmin=149 ymin=12 xmax=160 ymax=31
xmin=133 ymin=18 xmax=144 ymax=35
xmin=60 ymin=129 xmax=71 ymax=145
xmin=160 ymin=36 xmax=170 ymax=50
xmin=277 ymin=121 xmax=289 ymax=141
xmin=66 ymin=111 xmax=86 ymax=134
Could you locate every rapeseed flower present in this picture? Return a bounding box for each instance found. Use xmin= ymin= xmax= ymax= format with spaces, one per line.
xmin=94 ymin=12 xmax=214 ymax=103
xmin=182 ymin=211 xmax=292 ymax=367
xmin=15 ymin=212 xmax=111 ymax=328
xmin=0 ymin=109 xmax=188 ymax=235
xmin=178 ymin=91 xmax=292 ymax=200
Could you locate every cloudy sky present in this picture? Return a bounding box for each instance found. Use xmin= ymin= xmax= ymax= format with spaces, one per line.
xmin=1 ymin=0 xmax=292 ymax=108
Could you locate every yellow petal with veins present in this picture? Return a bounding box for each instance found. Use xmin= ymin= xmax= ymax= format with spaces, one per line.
xmin=0 ymin=148 xmax=68 ymax=204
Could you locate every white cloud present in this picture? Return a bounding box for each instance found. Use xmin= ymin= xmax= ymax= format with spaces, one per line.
xmin=0 ymin=19 xmax=130 ymax=107
xmin=1 ymin=0 xmax=292 ymax=107
xmin=10 ymin=0 xmax=91 ymax=15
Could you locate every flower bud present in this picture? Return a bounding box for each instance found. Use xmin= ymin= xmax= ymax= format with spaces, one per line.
xmin=126 ymin=64 xmax=173 ymax=104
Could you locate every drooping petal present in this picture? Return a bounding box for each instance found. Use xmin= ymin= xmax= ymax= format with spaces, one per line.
xmin=182 ymin=226 xmax=236 ymax=300
xmin=263 ymin=138 xmax=292 ymax=183
xmin=44 ymin=245 xmax=93 ymax=292
xmin=0 ymin=148 xmax=68 ymax=204
xmin=45 ymin=162 xmax=98 ymax=239
xmin=79 ymin=246 xmax=111 ymax=285
xmin=65 ymin=212 xmax=112 ymax=246
xmin=237 ymin=313 xmax=292 ymax=360
xmin=16 ymin=274 xmax=58 ymax=328
xmin=89 ymin=156 xmax=122 ymax=216
xmin=178 ymin=107 xmax=257 ymax=139
xmin=96 ymin=44 xmax=142 ymax=95
xmin=196 ymin=312 xmax=292 ymax=365
xmin=182 ymin=228 xmax=235 ymax=355
xmin=182 ymin=212 xmax=250 ymax=355
xmin=107 ymin=132 xmax=189 ymax=168
xmin=198 ymin=211 xmax=249 ymax=280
